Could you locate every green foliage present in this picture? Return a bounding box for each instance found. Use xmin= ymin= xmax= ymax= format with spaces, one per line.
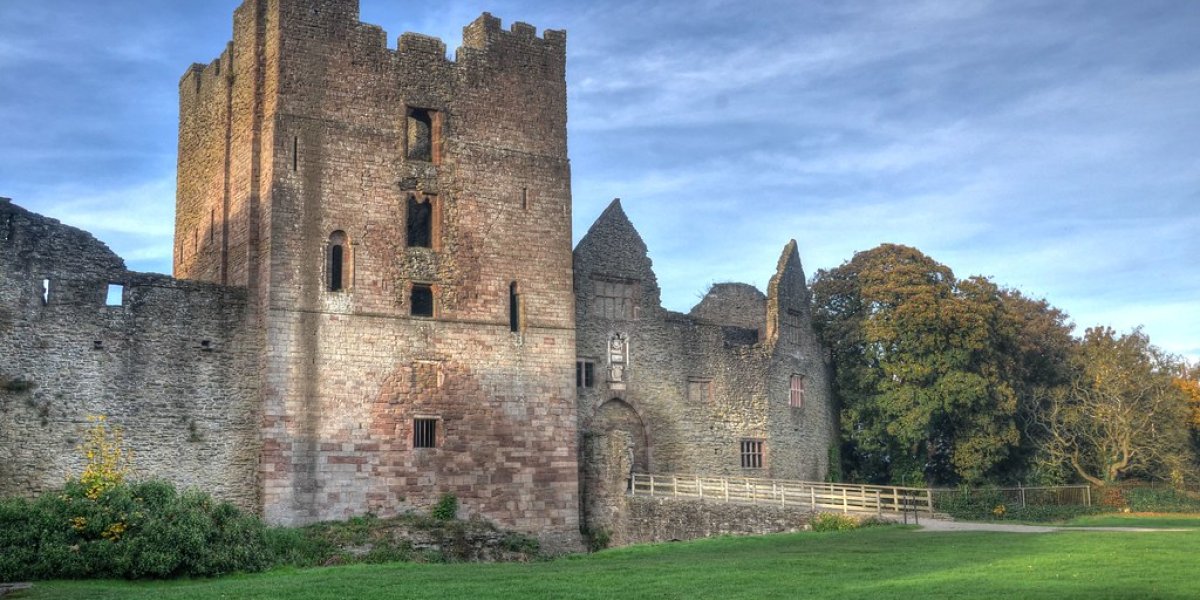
xmin=1120 ymin=486 xmax=1200 ymax=513
xmin=810 ymin=512 xmax=862 ymax=532
xmin=583 ymin=527 xmax=611 ymax=552
xmin=431 ymin=493 xmax=459 ymax=521
xmin=0 ymin=480 xmax=270 ymax=581
xmin=1031 ymin=328 xmax=1195 ymax=486
xmin=812 ymin=244 xmax=1027 ymax=485
xmin=933 ymin=488 xmax=1105 ymax=523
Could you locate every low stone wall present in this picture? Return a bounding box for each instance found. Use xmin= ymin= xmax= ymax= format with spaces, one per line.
xmin=621 ymin=496 xmax=811 ymax=545
xmin=583 ymin=430 xmax=812 ymax=548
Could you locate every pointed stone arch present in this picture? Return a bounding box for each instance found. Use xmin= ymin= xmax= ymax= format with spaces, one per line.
xmin=593 ymin=398 xmax=649 ymax=472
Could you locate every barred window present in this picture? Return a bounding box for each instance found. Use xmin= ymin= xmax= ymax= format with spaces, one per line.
xmin=576 ymin=360 xmax=595 ymax=388
xmin=790 ymin=374 xmax=805 ymax=408
xmin=740 ymin=440 xmax=764 ymax=469
xmin=413 ymin=418 xmax=437 ymax=449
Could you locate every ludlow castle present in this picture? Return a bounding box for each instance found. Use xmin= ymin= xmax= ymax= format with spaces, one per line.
xmin=0 ymin=0 xmax=836 ymax=548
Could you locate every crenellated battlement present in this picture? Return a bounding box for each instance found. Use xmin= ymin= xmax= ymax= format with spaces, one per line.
xmin=462 ymin=11 xmax=566 ymax=53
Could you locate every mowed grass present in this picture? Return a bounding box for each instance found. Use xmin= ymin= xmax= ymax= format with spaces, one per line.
xmin=16 ymin=526 xmax=1199 ymax=600
xmin=1064 ymin=513 xmax=1200 ymax=529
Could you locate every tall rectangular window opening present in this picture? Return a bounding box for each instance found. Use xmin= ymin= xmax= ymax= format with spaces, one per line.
xmin=105 ymin=284 xmax=124 ymax=307
xmin=740 ymin=440 xmax=764 ymax=469
xmin=406 ymin=107 xmax=438 ymax=163
xmin=411 ymin=284 xmax=434 ymax=317
xmin=406 ymin=194 xmax=433 ymax=248
xmin=509 ymin=282 xmax=521 ymax=332
xmin=576 ymin=360 xmax=595 ymax=388
xmin=328 ymin=231 xmax=349 ymax=292
xmin=789 ymin=374 xmax=805 ymax=408
xmin=413 ymin=418 xmax=437 ymax=448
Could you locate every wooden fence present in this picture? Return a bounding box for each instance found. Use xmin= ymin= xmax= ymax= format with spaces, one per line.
xmin=629 ymin=473 xmax=934 ymax=515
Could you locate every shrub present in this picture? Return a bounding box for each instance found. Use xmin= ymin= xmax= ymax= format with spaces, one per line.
xmin=1121 ymin=486 xmax=1200 ymax=512
xmin=811 ymin=512 xmax=861 ymax=532
xmin=431 ymin=493 xmax=459 ymax=521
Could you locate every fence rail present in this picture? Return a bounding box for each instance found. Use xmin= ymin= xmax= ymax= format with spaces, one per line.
xmin=929 ymin=485 xmax=1092 ymax=508
xmin=629 ymin=473 xmax=934 ymax=515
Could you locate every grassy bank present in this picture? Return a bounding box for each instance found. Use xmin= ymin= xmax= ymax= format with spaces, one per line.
xmin=16 ymin=524 xmax=1198 ymax=600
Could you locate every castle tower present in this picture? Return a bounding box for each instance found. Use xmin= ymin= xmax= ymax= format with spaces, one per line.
xmin=175 ymin=0 xmax=578 ymax=545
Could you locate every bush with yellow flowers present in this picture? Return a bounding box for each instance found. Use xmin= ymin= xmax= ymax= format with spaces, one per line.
xmin=0 ymin=416 xmax=271 ymax=581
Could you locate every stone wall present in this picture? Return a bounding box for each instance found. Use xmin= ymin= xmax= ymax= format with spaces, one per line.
xmin=582 ymin=430 xmax=811 ymax=547
xmin=0 ymin=198 xmax=261 ymax=510
xmin=574 ymin=200 xmax=837 ymax=482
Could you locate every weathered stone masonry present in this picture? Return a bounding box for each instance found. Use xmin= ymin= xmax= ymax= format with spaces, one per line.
xmin=0 ymin=198 xmax=261 ymax=510
xmin=1 ymin=0 xmax=839 ymax=549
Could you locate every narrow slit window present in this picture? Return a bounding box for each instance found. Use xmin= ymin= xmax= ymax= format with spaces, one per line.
xmin=105 ymin=284 xmax=124 ymax=307
xmin=406 ymin=194 xmax=432 ymax=248
xmin=406 ymin=108 xmax=435 ymax=162
xmin=521 ymin=188 xmax=529 ymax=210
xmin=576 ymin=360 xmax=595 ymax=388
xmin=413 ymin=418 xmax=437 ymax=448
xmin=740 ymin=440 xmax=764 ymax=469
xmin=328 ymin=231 xmax=349 ymax=292
xmin=509 ymin=282 xmax=521 ymax=332
xmin=41 ymin=278 xmax=50 ymax=305
xmin=292 ymin=136 xmax=299 ymax=171
xmin=789 ymin=375 xmax=805 ymax=408
xmin=411 ymin=284 xmax=434 ymax=317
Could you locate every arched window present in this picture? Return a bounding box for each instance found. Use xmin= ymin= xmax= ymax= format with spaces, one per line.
xmin=328 ymin=231 xmax=349 ymax=292
xmin=407 ymin=194 xmax=433 ymax=248
xmin=509 ymin=281 xmax=521 ymax=332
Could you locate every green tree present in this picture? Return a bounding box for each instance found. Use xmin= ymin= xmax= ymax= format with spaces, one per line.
xmin=1030 ymin=327 xmax=1194 ymax=486
xmin=812 ymin=244 xmax=1019 ymax=485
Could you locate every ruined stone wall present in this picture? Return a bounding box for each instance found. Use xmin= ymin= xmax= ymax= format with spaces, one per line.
xmin=176 ymin=1 xmax=579 ymax=543
xmin=0 ymin=199 xmax=261 ymax=510
xmin=582 ymin=430 xmax=811 ymax=547
xmin=574 ymin=200 xmax=836 ymax=481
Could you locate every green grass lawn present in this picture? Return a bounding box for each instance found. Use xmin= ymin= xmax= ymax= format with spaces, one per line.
xmin=1063 ymin=513 xmax=1200 ymax=529
xmin=14 ymin=525 xmax=1199 ymax=600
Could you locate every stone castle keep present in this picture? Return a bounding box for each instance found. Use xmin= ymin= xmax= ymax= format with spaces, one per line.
xmin=0 ymin=0 xmax=835 ymax=546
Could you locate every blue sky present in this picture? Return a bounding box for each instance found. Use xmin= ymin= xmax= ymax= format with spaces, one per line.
xmin=1 ymin=0 xmax=1197 ymax=361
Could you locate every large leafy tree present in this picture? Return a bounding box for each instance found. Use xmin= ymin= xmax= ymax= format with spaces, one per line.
xmin=812 ymin=244 xmax=1020 ymax=485
xmin=1030 ymin=327 xmax=1194 ymax=486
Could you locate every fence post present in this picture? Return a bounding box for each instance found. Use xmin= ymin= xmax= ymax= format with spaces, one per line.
xmin=810 ymin=487 xmax=816 ymax=510
xmin=842 ymin=488 xmax=848 ymax=513
xmin=1020 ymin=484 xmax=1027 ymax=508
xmin=875 ymin=489 xmax=882 ymax=516
xmin=1085 ymin=485 xmax=1092 ymax=507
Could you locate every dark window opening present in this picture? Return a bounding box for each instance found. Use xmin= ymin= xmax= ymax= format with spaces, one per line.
xmin=329 ymin=245 xmax=344 ymax=291
xmin=105 ymin=284 xmax=124 ymax=307
xmin=292 ymin=136 xmax=299 ymax=171
xmin=411 ymin=284 xmax=434 ymax=317
xmin=521 ymin=188 xmax=529 ymax=210
xmin=406 ymin=108 xmax=435 ymax=162
xmin=509 ymin=282 xmax=520 ymax=332
xmin=406 ymin=195 xmax=432 ymax=248
xmin=576 ymin=360 xmax=595 ymax=388
xmin=328 ymin=231 xmax=349 ymax=292
xmin=413 ymin=418 xmax=437 ymax=448
xmin=210 ymin=209 xmax=215 ymax=243
xmin=740 ymin=440 xmax=764 ymax=469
